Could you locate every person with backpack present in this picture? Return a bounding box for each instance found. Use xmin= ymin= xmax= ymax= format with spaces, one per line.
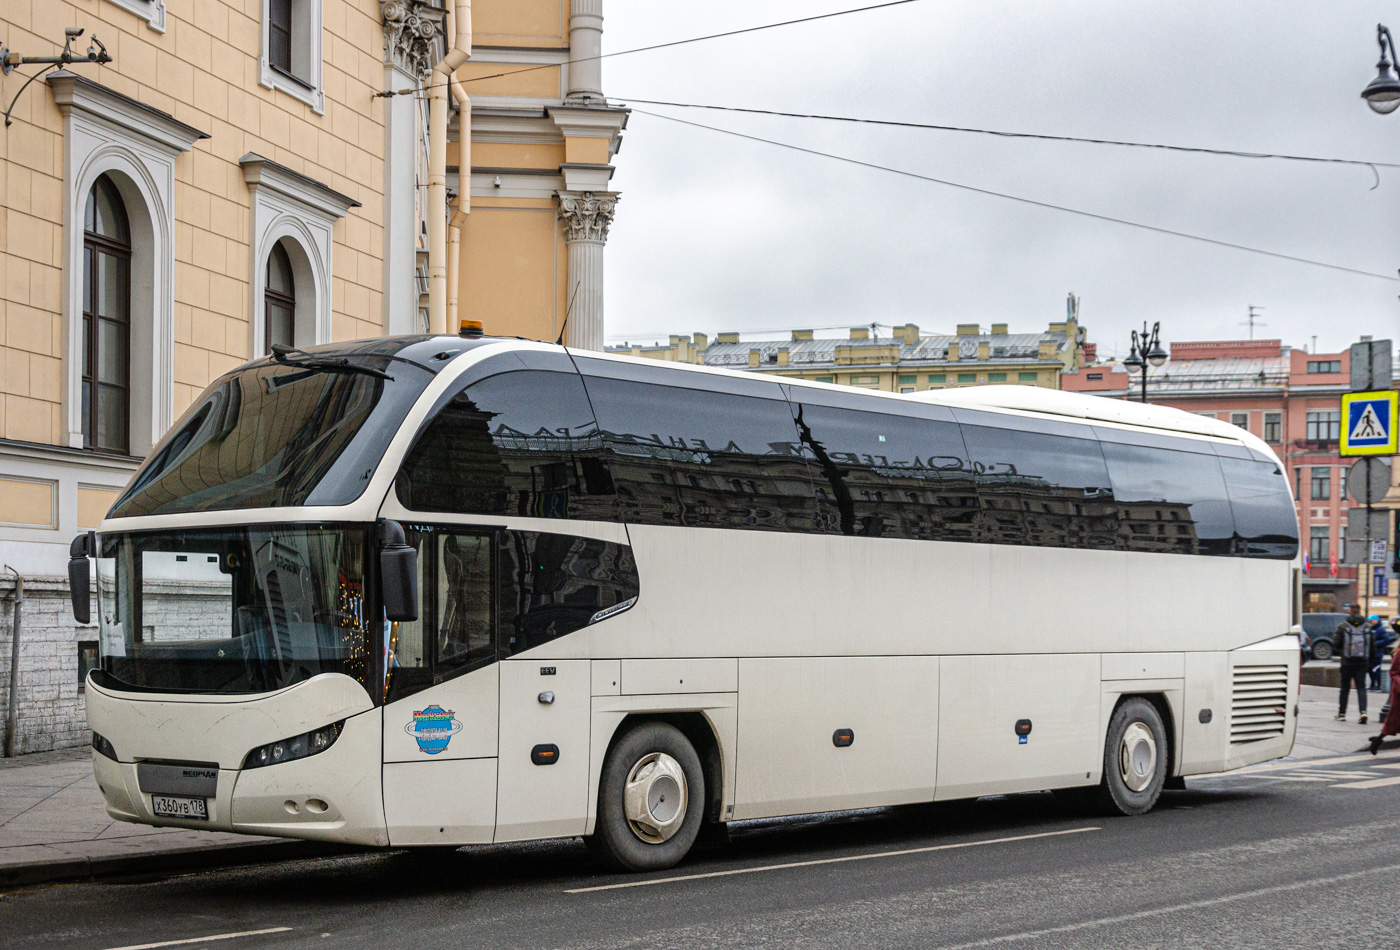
xmin=1334 ymin=610 xmax=1373 ymax=723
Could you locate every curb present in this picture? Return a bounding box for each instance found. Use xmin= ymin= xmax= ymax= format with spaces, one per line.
xmin=0 ymin=839 xmax=361 ymax=889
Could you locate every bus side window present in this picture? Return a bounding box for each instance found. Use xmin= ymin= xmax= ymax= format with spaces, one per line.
xmin=498 ymin=530 xmax=639 ymax=658
xmin=385 ymin=528 xmax=496 ymax=703
xmin=396 ymin=370 xmax=614 ymax=522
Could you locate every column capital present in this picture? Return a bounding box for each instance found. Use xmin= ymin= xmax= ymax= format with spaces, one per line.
xmin=557 ymin=191 xmax=619 ymax=243
xmin=381 ymin=0 xmax=446 ymax=80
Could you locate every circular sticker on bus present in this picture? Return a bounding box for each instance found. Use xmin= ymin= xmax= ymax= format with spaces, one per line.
xmin=406 ymin=705 xmax=463 ymax=755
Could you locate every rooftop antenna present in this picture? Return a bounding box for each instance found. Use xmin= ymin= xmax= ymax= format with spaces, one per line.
xmin=1241 ymin=305 xmax=1266 ymax=340
xmin=556 ymin=281 xmax=581 ymax=347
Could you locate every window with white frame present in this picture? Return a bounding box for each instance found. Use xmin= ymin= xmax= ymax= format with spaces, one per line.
xmin=260 ymin=0 xmax=324 ymax=113
xmin=1263 ymin=411 xmax=1282 ymax=443
xmin=103 ymin=0 xmax=166 ymax=32
xmin=49 ymin=73 xmax=207 ymax=456
xmin=241 ymin=154 xmax=358 ymax=356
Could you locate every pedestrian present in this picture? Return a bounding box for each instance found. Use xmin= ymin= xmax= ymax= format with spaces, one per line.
xmin=1334 ymin=609 xmax=1372 ymax=724
xmin=1368 ymin=616 xmax=1388 ymax=692
xmin=1369 ymin=639 xmax=1400 ymax=754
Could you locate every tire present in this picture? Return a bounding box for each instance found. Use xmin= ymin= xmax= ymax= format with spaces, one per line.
xmin=1085 ymin=698 xmax=1168 ymax=817
xmin=588 ymin=722 xmax=705 ymax=872
xmin=1311 ymin=640 xmax=1333 ymax=661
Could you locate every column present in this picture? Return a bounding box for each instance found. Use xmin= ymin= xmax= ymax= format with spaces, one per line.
xmin=557 ymin=191 xmax=618 ymax=351
xmin=568 ymin=0 xmax=604 ymax=98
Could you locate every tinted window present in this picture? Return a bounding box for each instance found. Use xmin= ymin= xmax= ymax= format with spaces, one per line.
xmin=958 ymin=419 xmax=1117 ymax=549
xmin=386 ymin=528 xmax=495 ymax=703
xmin=113 ymin=358 xmax=434 ymax=518
xmin=790 ymin=401 xmax=976 ymax=540
xmin=1100 ymin=442 xmax=1234 ymax=556
xmin=498 ymin=530 xmax=639 ymax=656
xmin=397 ymin=369 xmax=615 ymax=521
xmin=1219 ymin=457 xmax=1299 ymax=558
xmin=583 ymin=375 xmax=815 ymax=531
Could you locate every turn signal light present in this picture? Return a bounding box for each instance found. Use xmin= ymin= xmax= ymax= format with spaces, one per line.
xmin=242 ymin=721 xmax=345 ymax=770
xmin=92 ymin=731 xmax=118 ymax=762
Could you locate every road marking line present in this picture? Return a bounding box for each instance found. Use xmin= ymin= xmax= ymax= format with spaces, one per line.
xmin=1217 ymin=750 xmax=1400 ymax=776
xmin=1289 ymin=769 xmax=1381 ymax=778
xmin=932 ymin=862 xmax=1400 ymax=949
xmin=1264 ymin=776 xmax=1334 ymax=783
xmin=1378 ymin=762 xmax=1400 ymax=770
xmin=564 ymin=826 xmax=1099 ymax=894
xmin=100 ymin=927 xmax=293 ymax=950
xmin=1331 ymin=775 xmax=1400 ymax=789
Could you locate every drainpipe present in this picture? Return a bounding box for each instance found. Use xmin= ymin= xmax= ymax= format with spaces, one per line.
xmin=428 ymin=0 xmax=471 ymax=334
xmin=4 ymin=565 xmax=22 ymax=758
xmin=444 ymin=1 xmax=470 ymax=332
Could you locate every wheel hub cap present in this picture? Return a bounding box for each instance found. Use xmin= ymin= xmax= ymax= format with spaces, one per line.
xmin=623 ymin=752 xmax=688 ymax=844
xmin=1119 ymin=722 xmax=1157 ymax=793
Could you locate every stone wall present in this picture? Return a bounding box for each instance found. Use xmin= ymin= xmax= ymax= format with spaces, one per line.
xmin=0 ymin=574 xmax=93 ymax=755
xmin=0 ymin=574 xmax=233 ymax=755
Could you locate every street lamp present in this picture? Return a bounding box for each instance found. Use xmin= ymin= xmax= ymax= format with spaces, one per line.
xmin=1361 ymin=24 xmax=1400 ymax=115
xmin=1121 ymin=321 xmax=1167 ymax=404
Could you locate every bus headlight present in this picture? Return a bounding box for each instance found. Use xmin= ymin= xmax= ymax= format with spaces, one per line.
xmin=242 ymin=721 xmax=345 ymax=770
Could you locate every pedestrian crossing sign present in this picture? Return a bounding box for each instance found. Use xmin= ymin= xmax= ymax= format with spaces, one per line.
xmin=1340 ymin=391 xmax=1398 ymax=456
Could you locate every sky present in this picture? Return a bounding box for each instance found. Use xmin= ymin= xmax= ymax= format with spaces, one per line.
xmin=597 ymin=0 xmax=1400 ymax=358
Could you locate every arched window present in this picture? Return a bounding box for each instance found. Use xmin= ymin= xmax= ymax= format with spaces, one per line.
xmin=264 ymin=240 xmax=295 ymax=352
xmin=82 ymin=174 xmax=131 ymax=454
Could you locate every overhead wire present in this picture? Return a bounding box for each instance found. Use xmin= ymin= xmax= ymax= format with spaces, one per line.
xmin=617 ymin=97 xmax=1400 ymax=175
xmin=381 ymin=0 xmax=927 ymax=98
xmin=630 ymin=107 xmax=1400 ymax=283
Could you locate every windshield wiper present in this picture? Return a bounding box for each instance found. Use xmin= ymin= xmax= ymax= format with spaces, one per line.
xmin=270 ymin=343 xmax=394 ymax=381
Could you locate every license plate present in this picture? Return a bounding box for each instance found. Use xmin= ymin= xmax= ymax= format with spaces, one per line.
xmin=151 ymin=794 xmax=208 ymax=820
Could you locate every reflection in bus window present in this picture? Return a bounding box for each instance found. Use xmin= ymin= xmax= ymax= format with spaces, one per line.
xmin=397 ymin=370 xmax=614 ymax=521
xmin=583 ymin=376 xmax=816 ymax=532
xmin=385 ymin=529 xmax=494 ymax=703
xmin=499 ymin=530 xmax=639 ymax=657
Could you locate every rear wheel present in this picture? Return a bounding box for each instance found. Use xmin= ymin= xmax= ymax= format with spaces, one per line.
xmin=1311 ymin=639 xmax=1333 ymax=661
xmin=1086 ymin=698 xmax=1168 ymax=816
xmin=588 ymin=722 xmax=705 ymax=872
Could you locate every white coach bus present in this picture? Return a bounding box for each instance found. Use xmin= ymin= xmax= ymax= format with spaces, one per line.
xmin=72 ymin=334 xmax=1301 ymax=871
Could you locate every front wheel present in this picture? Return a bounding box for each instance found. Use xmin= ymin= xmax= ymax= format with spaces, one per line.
xmin=587 ymin=722 xmax=705 ymax=872
xmin=1086 ymin=698 xmax=1168 ymax=816
xmin=1311 ymin=639 xmax=1333 ymax=661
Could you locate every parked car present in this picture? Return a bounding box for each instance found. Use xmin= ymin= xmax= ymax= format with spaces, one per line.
xmin=1301 ymin=612 xmax=1349 ymax=661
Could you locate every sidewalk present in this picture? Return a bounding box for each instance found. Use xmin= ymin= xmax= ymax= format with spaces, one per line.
xmin=0 ymin=747 xmax=337 ymax=887
xmin=0 ymin=682 xmax=1393 ymax=890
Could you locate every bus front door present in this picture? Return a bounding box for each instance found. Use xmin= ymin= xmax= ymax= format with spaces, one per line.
xmin=380 ymin=530 xmax=501 ymax=846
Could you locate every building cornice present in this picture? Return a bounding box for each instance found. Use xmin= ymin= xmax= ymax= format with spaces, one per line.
xmin=47 ymin=71 xmax=207 ymax=154
xmin=240 ymin=153 xmax=361 ymax=218
xmin=0 ymin=437 xmax=142 ymax=473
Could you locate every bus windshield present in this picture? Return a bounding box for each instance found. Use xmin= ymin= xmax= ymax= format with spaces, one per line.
xmin=108 ymin=340 xmax=446 ymax=518
xmin=95 ymin=525 xmax=372 ymax=696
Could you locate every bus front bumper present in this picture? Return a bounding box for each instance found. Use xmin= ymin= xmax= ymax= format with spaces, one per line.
xmin=86 ymin=674 xmax=388 ymax=846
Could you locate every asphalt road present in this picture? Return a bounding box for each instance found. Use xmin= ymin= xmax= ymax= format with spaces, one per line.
xmin=5 ymin=750 xmax=1400 ymax=950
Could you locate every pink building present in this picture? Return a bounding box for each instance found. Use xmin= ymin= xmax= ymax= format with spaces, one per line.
xmin=1062 ymin=339 xmax=1372 ymax=613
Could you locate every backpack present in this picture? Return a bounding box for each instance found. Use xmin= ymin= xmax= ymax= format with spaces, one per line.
xmin=1342 ymin=623 xmax=1369 ymax=660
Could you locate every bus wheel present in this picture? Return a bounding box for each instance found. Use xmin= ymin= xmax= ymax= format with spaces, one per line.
xmin=1090 ymin=698 xmax=1168 ymax=816
xmin=589 ymin=722 xmax=705 ymax=871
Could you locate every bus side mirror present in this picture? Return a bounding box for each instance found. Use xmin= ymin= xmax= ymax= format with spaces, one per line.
xmin=378 ymin=520 xmax=418 ymax=622
xmin=69 ymin=532 xmax=93 ymax=625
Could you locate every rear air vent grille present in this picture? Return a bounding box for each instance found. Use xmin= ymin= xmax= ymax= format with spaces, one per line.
xmin=1230 ymin=664 xmax=1289 ymax=744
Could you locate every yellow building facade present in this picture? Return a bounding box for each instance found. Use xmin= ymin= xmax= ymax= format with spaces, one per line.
xmin=448 ymin=0 xmax=626 ymax=349
xmin=0 ymin=0 xmax=625 ymax=751
xmin=610 ymin=319 xmax=1089 ymax=393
